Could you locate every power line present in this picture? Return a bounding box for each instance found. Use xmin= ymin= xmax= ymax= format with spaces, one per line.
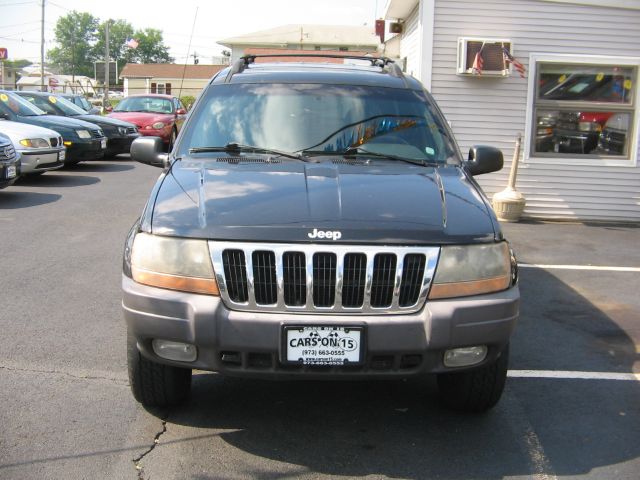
xmin=47 ymin=0 xmax=71 ymax=12
xmin=0 ymin=1 xmax=37 ymax=6
xmin=0 ymin=20 xmax=42 ymax=29
xmin=0 ymin=27 xmax=43 ymax=38
xmin=0 ymin=35 xmax=42 ymax=44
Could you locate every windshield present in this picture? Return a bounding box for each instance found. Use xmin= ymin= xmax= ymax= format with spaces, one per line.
xmin=51 ymin=95 xmax=88 ymax=115
xmin=22 ymin=94 xmax=87 ymax=116
xmin=0 ymin=91 xmax=46 ymax=116
xmin=114 ymin=96 xmax=174 ymax=114
xmin=177 ymin=84 xmax=460 ymax=164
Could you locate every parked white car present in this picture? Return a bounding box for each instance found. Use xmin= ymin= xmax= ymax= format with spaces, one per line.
xmin=0 ymin=120 xmax=66 ymax=174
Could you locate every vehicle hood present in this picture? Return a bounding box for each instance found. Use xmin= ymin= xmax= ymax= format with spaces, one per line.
xmin=108 ymin=112 xmax=172 ymax=128
xmin=0 ymin=120 xmax=60 ymax=140
xmin=73 ymin=114 xmax=136 ymax=129
xmin=18 ymin=114 xmax=99 ymax=131
xmin=148 ymin=158 xmax=499 ymax=244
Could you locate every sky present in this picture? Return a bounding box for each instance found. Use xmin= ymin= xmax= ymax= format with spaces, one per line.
xmin=0 ymin=0 xmax=381 ymax=64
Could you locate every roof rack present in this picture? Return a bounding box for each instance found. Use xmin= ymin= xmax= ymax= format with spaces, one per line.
xmin=224 ymin=54 xmax=405 ymax=83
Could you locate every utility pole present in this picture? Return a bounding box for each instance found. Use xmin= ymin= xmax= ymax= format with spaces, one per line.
xmin=40 ymin=0 xmax=45 ymax=91
xmin=103 ymin=21 xmax=109 ymax=111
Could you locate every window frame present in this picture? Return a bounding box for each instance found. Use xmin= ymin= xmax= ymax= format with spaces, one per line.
xmin=524 ymin=53 xmax=640 ymax=167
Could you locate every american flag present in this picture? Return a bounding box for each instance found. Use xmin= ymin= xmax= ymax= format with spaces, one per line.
xmin=503 ymin=47 xmax=526 ymax=78
xmin=471 ymin=50 xmax=484 ymax=75
xmin=125 ymin=38 xmax=139 ymax=49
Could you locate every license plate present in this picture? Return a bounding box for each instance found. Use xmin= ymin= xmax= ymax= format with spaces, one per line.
xmin=101 ymin=139 xmax=107 ymax=149
xmin=59 ymin=150 xmax=66 ymax=161
xmin=283 ymin=325 xmax=364 ymax=366
xmin=6 ymin=165 xmax=16 ymax=178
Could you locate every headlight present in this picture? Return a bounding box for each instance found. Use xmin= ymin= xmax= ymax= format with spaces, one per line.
xmin=19 ymin=138 xmax=49 ymax=148
xmin=151 ymin=122 xmax=165 ymax=129
xmin=578 ymin=121 xmax=601 ymax=132
xmin=429 ymin=242 xmax=511 ymax=299
xmin=76 ymin=129 xmax=91 ymax=139
xmin=131 ymin=233 xmax=219 ymax=295
xmin=118 ymin=126 xmax=127 ymax=135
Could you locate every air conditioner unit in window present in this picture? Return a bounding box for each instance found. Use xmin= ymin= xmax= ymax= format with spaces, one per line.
xmin=457 ymin=38 xmax=512 ymax=76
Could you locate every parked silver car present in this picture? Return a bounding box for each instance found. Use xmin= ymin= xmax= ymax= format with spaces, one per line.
xmin=0 ymin=120 xmax=65 ymax=174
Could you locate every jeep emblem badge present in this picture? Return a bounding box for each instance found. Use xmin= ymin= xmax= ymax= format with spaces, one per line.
xmin=308 ymin=228 xmax=342 ymax=241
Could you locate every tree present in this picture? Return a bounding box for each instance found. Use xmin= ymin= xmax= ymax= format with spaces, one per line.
xmin=47 ymin=11 xmax=99 ymax=78
xmin=48 ymin=13 xmax=174 ymax=82
xmin=93 ymin=19 xmax=136 ymax=72
xmin=128 ymin=28 xmax=173 ymax=64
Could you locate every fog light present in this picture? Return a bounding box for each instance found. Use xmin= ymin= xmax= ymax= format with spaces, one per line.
xmin=443 ymin=346 xmax=487 ymax=368
xmin=152 ymin=339 xmax=197 ymax=362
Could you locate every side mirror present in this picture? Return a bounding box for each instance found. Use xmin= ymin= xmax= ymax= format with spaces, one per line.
xmin=131 ymin=137 xmax=169 ymax=168
xmin=176 ymin=108 xmax=187 ymax=115
xmin=104 ymin=105 xmax=113 ymax=113
xmin=465 ymin=146 xmax=504 ymax=176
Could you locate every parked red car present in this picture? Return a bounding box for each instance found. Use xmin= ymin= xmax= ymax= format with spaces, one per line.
xmin=107 ymin=94 xmax=187 ymax=150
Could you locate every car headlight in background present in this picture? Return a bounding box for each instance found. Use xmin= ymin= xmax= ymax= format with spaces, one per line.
xmin=131 ymin=233 xmax=219 ymax=295
xmin=150 ymin=122 xmax=166 ymax=130
xmin=76 ymin=129 xmax=91 ymax=139
xmin=429 ymin=242 xmax=511 ymax=299
xmin=578 ymin=121 xmax=601 ymax=132
xmin=19 ymin=138 xmax=49 ymax=148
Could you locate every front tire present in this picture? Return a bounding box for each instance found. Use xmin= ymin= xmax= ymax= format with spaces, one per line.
xmin=127 ymin=332 xmax=192 ymax=407
xmin=437 ymin=344 xmax=509 ymax=413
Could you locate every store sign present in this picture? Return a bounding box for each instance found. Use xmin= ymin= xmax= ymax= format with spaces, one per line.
xmin=0 ymin=48 xmax=8 ymax=60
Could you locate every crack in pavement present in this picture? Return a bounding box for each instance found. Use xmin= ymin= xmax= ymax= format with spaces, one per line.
xmin=133 ymin=413 xmax=169 ymax=480
xmin=0 ymin=364 xmax=128 ymax=386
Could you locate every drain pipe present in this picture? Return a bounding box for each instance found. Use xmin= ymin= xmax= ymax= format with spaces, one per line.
xmin=492 ymin=133 xmax=526 ymax=222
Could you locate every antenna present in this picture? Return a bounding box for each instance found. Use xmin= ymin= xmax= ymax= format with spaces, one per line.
xmin=179 ymin=7 xmax=199 ymax=98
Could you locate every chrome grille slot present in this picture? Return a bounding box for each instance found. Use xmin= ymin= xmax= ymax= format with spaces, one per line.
xmin=222 ymin=250 xmax=248 ymax=303
xmin=283 ymin=252 xmax=306 ymax=306
xmin=399 ymin=254 xmax=426 ymax=307
xmin=371 ymin=254 xmax=397 ymax=308
xmin=313 ymin=252 xmax=336 ymax=307
xmin=50 ymin=137 xmax=58 ymax=147
xmin=252 ymin=251 xmax=277 ymax=305
xmin=342 ymin=253 xmax=366 ymax=308
xmin=0 ymin=143 xmax=16 ymax=161
xmin=210 ymin=243 xmax=439 ymax=315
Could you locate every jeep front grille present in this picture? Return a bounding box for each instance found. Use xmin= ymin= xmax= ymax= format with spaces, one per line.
xmin=210 ymin=242 xmax=439 ymax=314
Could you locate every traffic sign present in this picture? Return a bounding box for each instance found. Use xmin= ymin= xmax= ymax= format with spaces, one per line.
xmin=0 ymin=48 xmax=8 ymax=60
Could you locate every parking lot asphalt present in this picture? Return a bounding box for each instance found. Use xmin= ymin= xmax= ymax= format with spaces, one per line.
xmin=0 ymin=158 xmax=638 ymax=480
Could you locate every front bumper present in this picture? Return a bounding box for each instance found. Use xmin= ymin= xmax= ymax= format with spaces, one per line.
xmin=0 ymin=157 xmax=21 ymax=189
xmin=106 ymin=133 xmax=140 ymax=156
xmin=123 ymin=275 xmax=519 ymax=379
xmin=65 ymin=138 xmax=106 ymax=162
xmin=138 ymin=126 xmax=172 ymax=143
xmin=554 ymin=130 xmax=599 ymax=154
xmin=19 ymin=148 xmax=65 ymax=173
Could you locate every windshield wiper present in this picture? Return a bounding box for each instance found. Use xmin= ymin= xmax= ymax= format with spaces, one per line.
xmin=189 ymin=143 xmax=305 ymax=161
xmin=341 ymin=146 xmax=437 ymax=167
